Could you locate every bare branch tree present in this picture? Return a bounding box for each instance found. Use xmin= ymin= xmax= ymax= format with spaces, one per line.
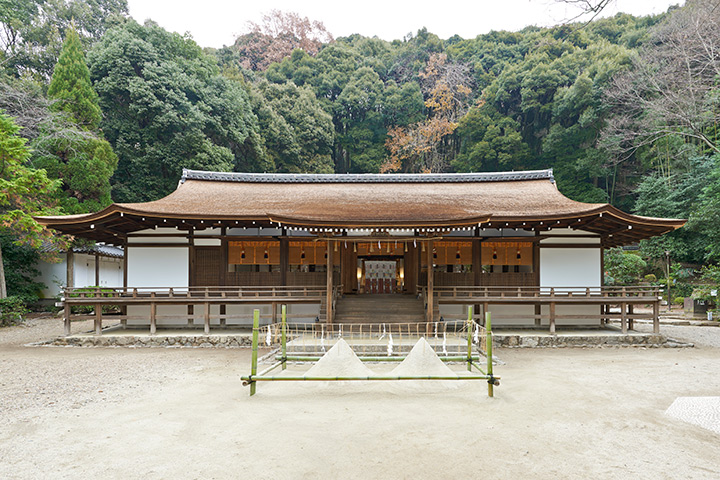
xmin=601 ymin=0 xmax=720 ymax=160
xmin=555 ymin=0 xmax=615 ymax=23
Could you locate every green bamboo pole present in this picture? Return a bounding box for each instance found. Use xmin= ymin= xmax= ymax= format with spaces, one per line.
xmin=241 ymin=374 xmax=497 ymax=383
xmin=486 ymin=311 xmax=494 ymax=398
xmin=467 ymin=305 xmax=473 ymax=372
xmin=281 ymin=304 xmax=287 ymax=371
xmin=470 ymin=362 xmax=487 ymax=375
xmin=250 ymin=308 xmax=260 ymax=396
xmin=277 ymin=355 xmax=481 ymax=362
xmin=257 ymin=361 xmax=284 ymax=377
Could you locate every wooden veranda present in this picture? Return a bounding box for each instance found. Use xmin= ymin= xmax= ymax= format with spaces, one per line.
xmin=61 ymin=284 xmax=660 ymax=336
xmin=420 ymin=285 xmax=661 ymax=334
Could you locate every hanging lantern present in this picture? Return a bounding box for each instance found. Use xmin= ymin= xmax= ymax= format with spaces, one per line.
xmin=456 ymin=248 xmax=461 ymax=260
xmin=353 ymin=243 xmax=357 ymax=253
xmin=264 ymin=249 xmax=269 ymax=259
xmin=516 ymin=248 xmax=521 ymax=260
xmin=492 ymin=248 xmax=497 ymax=260
xmin=404 ymin=242 xmax=408 ymax=253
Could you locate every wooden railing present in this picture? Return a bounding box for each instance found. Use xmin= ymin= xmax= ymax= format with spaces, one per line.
xmin=61 ymin=285 xmax=343 ymax=337
xmin=417 ymin=285 xmax=661 ymax=335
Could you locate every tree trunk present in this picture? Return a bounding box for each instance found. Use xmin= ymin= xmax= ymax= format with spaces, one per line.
xmin=0 ymin=243 xmax=7 ymax=299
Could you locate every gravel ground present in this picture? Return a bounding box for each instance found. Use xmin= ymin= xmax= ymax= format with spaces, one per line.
xmin=1 ymin=317 xmax=719 ymax=479
xmin=636 ymin=323 xmax=720 ymax=349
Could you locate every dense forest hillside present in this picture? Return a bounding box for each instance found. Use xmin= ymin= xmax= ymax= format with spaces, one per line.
xmin=3 ymin=0 xmax=720 ymax=308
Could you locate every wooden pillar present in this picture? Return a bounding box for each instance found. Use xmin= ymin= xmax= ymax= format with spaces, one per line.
xmin=628 ymin=304 xmax=634 ymax=331
xmin=272 ymin=302 xmax=277 ymax=324
xmin=404 ymin=242 xmax=418 ymax=294
xmin=472 ymin=239 xmax=482 ymax=286
xmin=534 ymin=304 xmax=541 ymax=327
xmin=150 ymin=300 xmax=157 ymax=335
xmin=279 ymin=237 xmax=289 ymax=286
xmin=204 ymin=301 xmax=210 ymax=335
xmin=94 ymin=304 xmax=102 ymax=335
xmin=66 ymin=249 xmax=74 ymax=289
xmin=64 ymin=302 xmax=71 ymax=336
xmin=427 ymin=239 xmax=434 ymax=323
xmin=326 ymin=240 xmax=333 ymax=323
xmin=549 ymin=301 xmax=556 ymax=334
xmin=94 ymin=252 xmax=100 ymax=286
xmin=653 ymin=298 xmax=660 ymax=334
xmin=620 ymin=302 xmax=627 ymax=334
xmin=341 ymin=241 xmax=357 ymax=294
xmin=473 ymin=239 xmax=482 ymax=317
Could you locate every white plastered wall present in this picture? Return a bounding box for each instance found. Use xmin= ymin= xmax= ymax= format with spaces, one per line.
xmin=35 ymin=253 xmax=124 ymax=298
xmin=540 ymin=246 xmax=602 ymax=326
xmin=126 ymin=245 xmax=189 ymax=326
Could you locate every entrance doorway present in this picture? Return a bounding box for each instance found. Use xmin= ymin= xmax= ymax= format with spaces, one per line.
xmin=364 ymin=260 xmax=396 ymax=294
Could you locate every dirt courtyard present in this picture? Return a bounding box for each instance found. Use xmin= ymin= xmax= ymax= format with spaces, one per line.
xmin=1 ymin=318 xmax=719 ymax=480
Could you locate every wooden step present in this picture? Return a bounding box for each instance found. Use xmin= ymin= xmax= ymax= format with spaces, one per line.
xmin=334 ymin=294 xmax=426 ymax=324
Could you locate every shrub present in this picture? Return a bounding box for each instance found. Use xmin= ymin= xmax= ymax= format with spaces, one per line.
xmin=604 ymin=248 xmax=648 ymax=285
xmin=0 ymin=296 xmax=29 ymax=326
xmin=68 ymin=286 xmax=118 ymax=314
xmin=644 ymin=274 xmax=657 ymax=283
xmin=673 ymin=296 xmax=686 ymax=306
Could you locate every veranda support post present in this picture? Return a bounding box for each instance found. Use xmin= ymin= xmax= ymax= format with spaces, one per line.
xmin=486 ymin=311 xmax=494 ymax=398
xmin=250 ymin=308 xmax=260 ymax=396
xmin=64 ymin=301 xmax=71 ymax=336
xmin=467 ymin=305 xmax=473 ymax=372
xmin=281 ymin=305 xmax=287 ymax=371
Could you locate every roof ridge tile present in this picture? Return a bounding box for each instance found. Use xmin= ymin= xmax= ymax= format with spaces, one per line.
xmin=180 ymin=169 xmax=555 ymax=184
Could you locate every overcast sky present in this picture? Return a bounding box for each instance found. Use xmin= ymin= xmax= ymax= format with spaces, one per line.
xmin=126 ymin=0 xmax=681 ymax=49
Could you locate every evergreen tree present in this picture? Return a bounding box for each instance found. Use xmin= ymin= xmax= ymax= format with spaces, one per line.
xmin=36 ymin=25 xmax=117 ymax=214
xmin=48 ymin=25 xmax=102 ymax=129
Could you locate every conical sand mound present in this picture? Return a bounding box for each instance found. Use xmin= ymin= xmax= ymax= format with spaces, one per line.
xmin=305 ymin=338 xmax=375 ymax=377
xmin=390 ymin=337 xmax=457 ymax=377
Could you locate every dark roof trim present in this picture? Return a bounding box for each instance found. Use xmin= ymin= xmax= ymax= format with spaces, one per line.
xmin=180 ymin=168 xmax=555 ymax=184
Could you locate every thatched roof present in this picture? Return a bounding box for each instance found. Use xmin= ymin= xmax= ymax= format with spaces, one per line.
xmin=36 ymin=169 xmax=685 ymax=246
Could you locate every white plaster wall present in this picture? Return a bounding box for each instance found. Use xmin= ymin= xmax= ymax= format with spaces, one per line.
xmin=540 ymin=236 xmax=600 ymax=245
xmin=35 ymin=258 xmax=67 ymax=298
xmin=487 ymin=305 xmax=536 ymax=326
xmin=126 ymin=305 xmax=189 ymax=326
xmin=540 ymin=248 xmax=601 ymax=290
xmin=127 ymin=246 xmax=188 ymax=288
xmin=98 ymin=257 xmax=123 ymax=287
xmin=538 ymin=305 xmax=600 ymax=326
xmin=539 ymin=247 xmax=601 ymax=325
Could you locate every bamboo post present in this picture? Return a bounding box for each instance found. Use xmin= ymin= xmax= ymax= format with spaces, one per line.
xmin=486 ymin=311 xmax=494 ymax=398
xmin=281 ymin=304 xmax=287 ymax=371
xmin=467 ymin=305 xmax=473 ymax=372
xmin=250 ymin=308 xmax=260 ymax=396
